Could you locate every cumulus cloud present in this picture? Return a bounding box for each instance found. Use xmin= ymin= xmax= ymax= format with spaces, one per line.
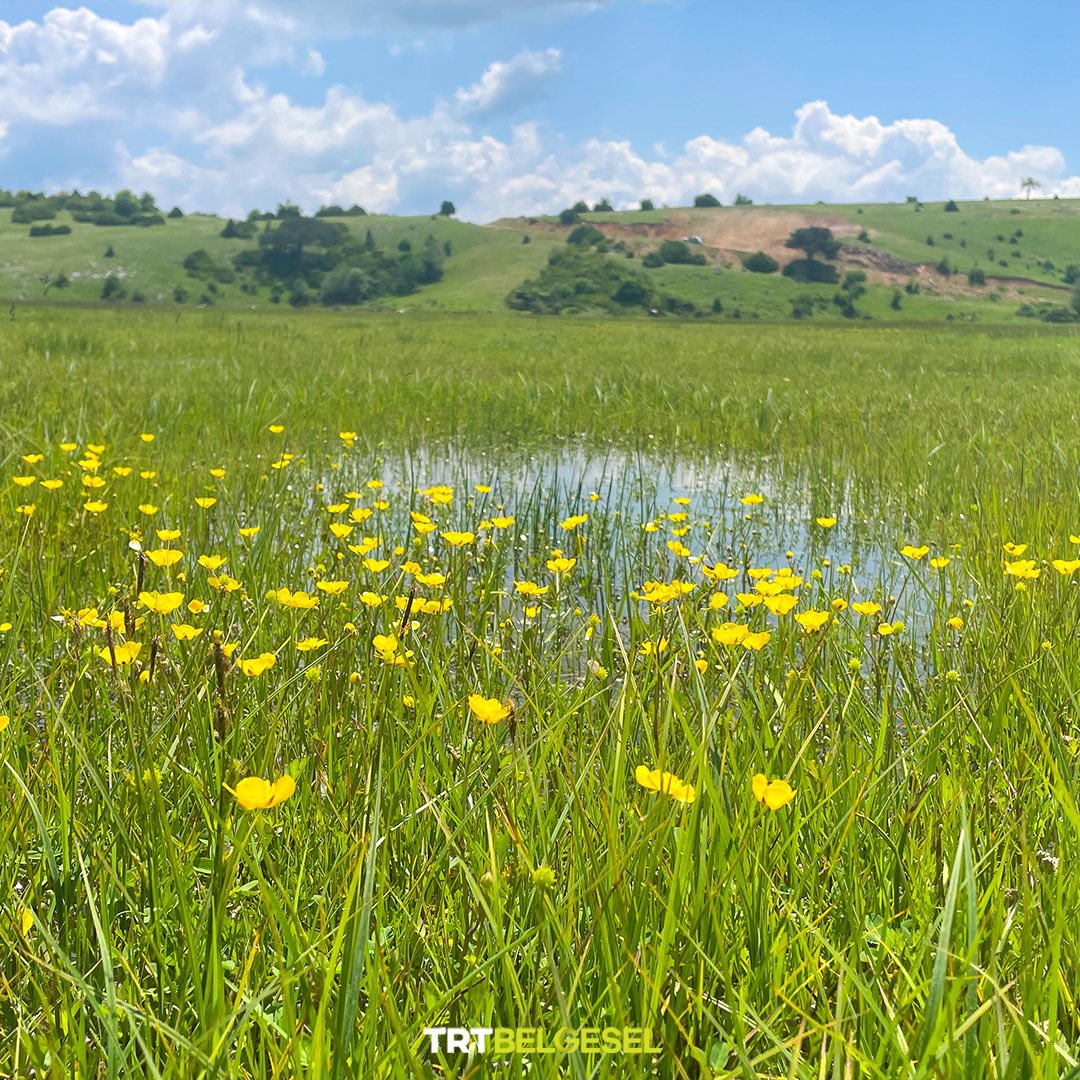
xmin=139 ymin=0 xmax=607 ymax=34
xmin=454 ymin=48 xmax=562 ymax=116
xmin=2 ymin=8 xmax=1078 ymax=221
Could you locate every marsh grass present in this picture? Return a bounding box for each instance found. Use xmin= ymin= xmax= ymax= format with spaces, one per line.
xmin=0 ymin=310 xmax=1079 ymax=1077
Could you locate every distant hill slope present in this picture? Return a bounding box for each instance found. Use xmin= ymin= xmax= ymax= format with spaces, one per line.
xmin=3 ymin=197 xmax=1080 ymax=322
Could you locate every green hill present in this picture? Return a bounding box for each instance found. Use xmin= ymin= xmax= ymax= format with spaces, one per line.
xmin=3 ymin=193 xmax=1080 ymax=323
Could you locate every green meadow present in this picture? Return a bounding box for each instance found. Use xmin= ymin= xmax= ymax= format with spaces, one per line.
xmin=2 ymin=308 xmax=1080 ymax=1077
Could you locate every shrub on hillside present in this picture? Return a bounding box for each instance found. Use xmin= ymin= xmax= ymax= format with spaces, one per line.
xmin=641 ymin=251 xmax=664 ymax=268
xmin=693 ymin=193 xmax=721 ymax=208
xmin=742 ymin=251 xmax=779 ymax=274
xmin=659 ymin=239 xmax=706 ymax=265
xmin=782 ymin=258 xmax=839 ymax=283
xmin=567 ymin=224 xmax=605 ymax=246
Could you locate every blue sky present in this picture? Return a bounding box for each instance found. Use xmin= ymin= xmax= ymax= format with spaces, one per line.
xmin=1 ymin=1 xmax=1078 ymax=220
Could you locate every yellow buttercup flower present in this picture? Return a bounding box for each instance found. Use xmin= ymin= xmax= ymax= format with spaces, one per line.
xmin=900 ymin=545 xmax=929 ymax=560
xmin=815 ymin=516 xmax=837 ymax=528
xmin=147 ymin=549 xmax=183 ymax=568
xmin=752 ymin=773 xmax=795 ymax=810
xmin=794 ymin=609 xmax=830 ymax=633
xmin=239 ymin=652 xmax=277 ymax=677
xmin=1003 ymin=542 xmax=1027 ymax=556
xmin=139 ymin=591 xmax=184 ymax=615
xmin=274 ymin=587 xmax=319 ymax=609
xmin=440 ymin=530 xmax=475 ymax=547
xmin=560 ymin=514 xmax=588 ymax=531
xmin=97 ymin=641 xmax=143 ymax=665
xmin=171 ymin=624 xmax=203 ymax=641
xmin=227 ymin=774 xmax=295 ymax=810
xmin=1004 ymin=559 xmax=1040 ymax=580
xmin=635 ymin=765 xmax=696 ymax=804
xmin=740 ymin=493 xmax=763 ymax=506
xmin=316 ymin=579 xmax=349 ymax=595
xmin=763 ymin=594 xmax=797 ymax=616
xmin=296 ymin=637 xmax=329 ymax=652
xmin=468 ymin=694 xmax=511 ymax=724
xmin=547 ymin=556 xmax=576 ymax=574
xmin=852 ymin=601 xmax=881 ymax=616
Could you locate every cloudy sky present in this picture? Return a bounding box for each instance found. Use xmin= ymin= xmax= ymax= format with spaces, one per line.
xmin=1 ymin=0 xmax=1079 ymax=221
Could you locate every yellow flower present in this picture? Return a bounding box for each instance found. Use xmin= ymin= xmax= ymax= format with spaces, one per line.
xmin=240 ymin=652 xmax=277 ymax=677
xmin=373 ymin=633 xmax=411 ymax=665
xmin=547 ymin=556 xmax=576 ymax=574
xmin=13 ymin=476 xmax=36 ymax=487
xmin=210 ymin=467 xmax=226 ymax=479
xmin=1051 ymin=559 xmax=1080 ymax=575
xmin=198 ymin=554 xmax=226 ymax=570
xmin=694 ymin=658 xmax=709 ymax=675
xmin=560 ymin=514 xmax=588 ymax=531
xmin=742 ymin=631 xmax=771 ymax=651
xmin=330 ymin=523 xmax=354 ymax=539
xmin=638 ymin=580 xmax=694 ymax=606
xmin=712 ymin=622 xmax=748 ymax=646
xmin=515 ymin=580 xmax=549 ymax=597
xmin=740 ymin=493 xmax=763 ymax=506
xmin=736 ymin=592 xmax=762 ymax=608
xmin=274 ymin=587 xmax=319 ymax=609
xmin=421 ymin=484 xmax=453 ymax=505
xmin=268 ymin=424 xmax=285 ymax=434
xmin=815 ymin=516 xmax=837 ymax=528
xmin=84 ymin=500 xmax=109 ymax=514
xmin=97 ymin=641 xmax=143 ymax=665
xmin=147 ymin=549 xmax=183 ymax=568
xmin=363 ymin=558 xmax=390 ymax=573
xmin=702 ymin=562 xmax=739 ymax=582
xmin=763 ymin=594 xmax=798 ymax=616
xmin=227 ymin=774 xmax=295 ymax=810
xmin=140 ymin=432 xmax=155 ymax=443
xmin=635 ymin=765 xmax=696 ymax=804
xmin=415 ymin=571 xmax=447 ymax=587
xmin=0 ymin=715 xmax=9 ymax=733
xmin=187 ymin=599 xmax=207 ymax=614
xmin=852 ymin=601 xmax=882 ymax=616
xmin=316 ymin=579 xmax=349 ymax=595
xmin=475 ymin=483 xmax=492 ymax=494
xmin=171 ymin=624 xmax=203 ymax=641
xmin=112 ymin=466 xmax=132 ymax=477
xmin=239 ymin=526 xmax=260 ymax=538
xmin=22 ymin=453 xmax=43 ymax=464
xmin=440 ymin=530 xmax=475 ymax=547
xmin=1003 ymin=542 xmax=1028 ymax=556
xmin=40 ymin=479 xmax=63 ymax=491
xmin=639 ymin=638 xmax=668 ymax=655
xmin=794 ymin=609 xmax=830 ymax=633
xmin=296 ymin=637 xmax=328 ymax=652
xmin=359 ymin=591 xmax=386 ymax=607
xmin=877 ymin=621 xmax=905 ymax=636
xmin=20 ymin=908 xmax=33 ymax=935
xmin=195 ymin=497 xmax=217 ymax=509
xmin=1004 ymin=559 xmax=1040 ymax=580
xmin=138 ymin=503 xmax=159 ymax=516
xmin=946 ymin=616 xmax=963 ymax=630
xmin=208 ymin=574 xmax=242 ymax=592
xmin=468 ymin=694 xmax=511 ymax=724
xmin=831 ymin=597 xmax=848 ymax=612
xmin=930 ymin=557 xmax=950 ymax=569
xmin=489 ymin=515 xmax=515 ymax=529
xmin=16 ymin=504 xmax=35 ymax=517
xmin=708 ymin=592 xmax=728 ymax=610
xmin=752 ymin=773 xmax=795 ymax=810
xmin=139 ymin=591 xmax=184 ymax=615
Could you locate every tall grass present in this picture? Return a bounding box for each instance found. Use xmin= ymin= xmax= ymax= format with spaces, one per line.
xmin=0 ymin=310 xmax=1078 ymax=1077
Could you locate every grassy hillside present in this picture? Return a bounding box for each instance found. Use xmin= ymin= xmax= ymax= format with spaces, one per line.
xmin=3 ymin=196 xmax=1080 ymax=321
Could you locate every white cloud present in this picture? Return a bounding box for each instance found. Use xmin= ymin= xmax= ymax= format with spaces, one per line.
xmin=2 ymin=10 xmax=1078 ymax=222
xmin=139 ymin=0 xmax=607 ymax=34
xmin=454 ymin=47 xmax=562 ymax=116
